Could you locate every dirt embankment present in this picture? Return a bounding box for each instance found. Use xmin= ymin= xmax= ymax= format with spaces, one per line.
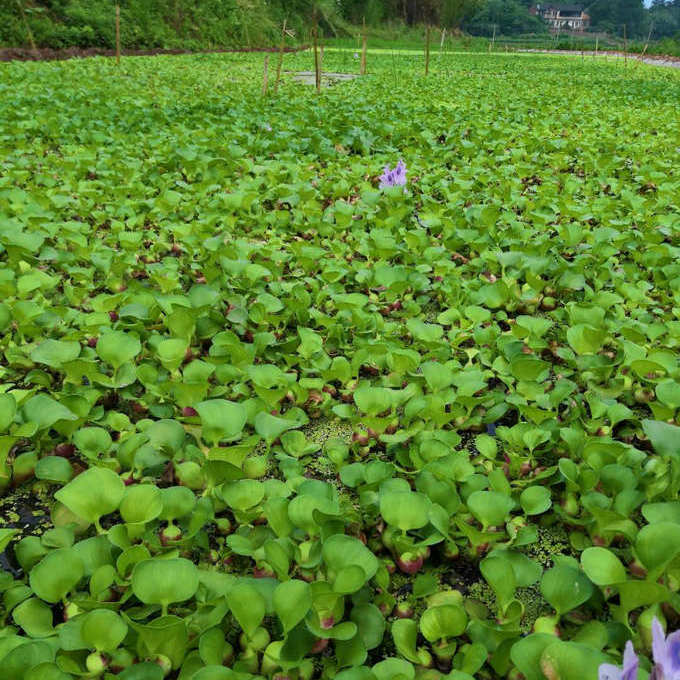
xmin=0 ymin=45 xmax=308 ymax=63
xmin=520 ymin=48 xmax=680 ymax=69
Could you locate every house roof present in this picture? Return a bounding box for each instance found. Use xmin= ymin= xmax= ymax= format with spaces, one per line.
xmin=538 ymin=4 xmax=585 ymax=11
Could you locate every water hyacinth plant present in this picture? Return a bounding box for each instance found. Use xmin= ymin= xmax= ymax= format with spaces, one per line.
xmin=599 ymin=641 xmax=638 ymax=680
xmin=379 ymin=159 xmax=407 ymax=188
xmin=1 ymin=47 xmax=680 ymax=680
xmin=651 ymin=618 xmax=680 ymax=680
xmin=598 ymin=618 xmax=680 ymax=680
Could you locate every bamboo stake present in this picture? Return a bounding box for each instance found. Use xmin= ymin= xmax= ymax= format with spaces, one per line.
xmin=313 ymin=19 xmax=320 ymax=93
xmin=273 ymin=19 xmax=287 ymax=94
xmin=440 ymin=27 xmax=446 ymax=52
xmin=262 ymin=55 xmax=269 ymax=96
xmin=115 ymin=4 xmax=121 ymax=65
xmin=361 ymin=17 xmax=367 ymax=75
xmin=425 ymin=24 xmax=431 ymax=75
xmin=489 ymin=24 xmax=496 ymax=52
xmin=16 ymin=0 xmax=38 ymax=55
xmin=623 ymin=24 xmax=627 ymax=67
xmin=320 ymin=43 xmax=324 ymax=74
xmin=639 ymin=22 xmax=654 ymax=62
xmin=594 ymin=36 xmax=598 ymax=59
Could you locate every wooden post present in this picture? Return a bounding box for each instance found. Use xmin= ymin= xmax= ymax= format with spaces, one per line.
xmin=425 ymin=24 xmax=431 ymax=75
xmin=115 ymin=4 xmax=121 ymax=65
xmin=262 ymin=55 xmax=269 ymax=96
xmin=623 ymin=24 xmax=627 ymax=67
xmin=313 ymin=19 xmax=321 ymax=93
xmin=320 ymin=42 xmax=324 ymax=74
xmin=273 ymin=19 xmax=287 ymax=94
xmin=639 ymin=22 xmax=654 ymax=62
xmin=361 ymin=17 xmax=367 ymax=75
xmin=594 ymin=36 xmax=598 ymax=59
xmin=440 ymin=27 xmax=446 ymax=54
xmin=16 ymin=0 xmax=38 ymax=55
xmin=489 ymin=24 xmax=496 ymax=52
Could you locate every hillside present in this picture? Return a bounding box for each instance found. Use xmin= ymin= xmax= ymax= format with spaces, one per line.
xmin=2 ymin=0 xmax=318 ymax=50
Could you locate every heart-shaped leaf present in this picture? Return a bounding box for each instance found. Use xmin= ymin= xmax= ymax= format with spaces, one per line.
xmin=54 ymin=466 xmax=125 ymax=526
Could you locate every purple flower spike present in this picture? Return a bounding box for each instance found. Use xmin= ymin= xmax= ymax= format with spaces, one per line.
xmin=599 ymin=641 xmax=639 ymax=680
xmin=652 ymin=617 xmax=680 ymax=680
xmin=379 ymin=160 xmax=407 ymax=189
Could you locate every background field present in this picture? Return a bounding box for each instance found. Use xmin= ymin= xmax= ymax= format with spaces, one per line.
xmin=3 ymin=0 xmax=680 ymax=57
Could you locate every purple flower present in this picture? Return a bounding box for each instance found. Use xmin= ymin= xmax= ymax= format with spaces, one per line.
xmin=599 ymin=641 xmax=639 ymax=680
xmin=379 ymin=160 xmax=407 ymax=189
xmin=651 ymin=617 xmax=680 ymax=680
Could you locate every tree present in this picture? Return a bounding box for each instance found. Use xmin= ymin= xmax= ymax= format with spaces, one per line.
xmin=338 ymin=0 xmax=483 ymax=26
xmin=440 ymin=0 xmax=485 ymax=27
xmin=464 ymin=0 xmax=547 ymax=35
xmin=588 ymin=0 xmax=647 ymax=37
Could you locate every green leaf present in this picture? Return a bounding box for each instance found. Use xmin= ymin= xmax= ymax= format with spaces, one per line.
xmin=0 ymin=528 xmax=19 ymax=553
xmin=29 ymin=548 xmax=85 ymax=603
xmin=322 ymin=534 xmax=379 ymax=583
xmin=195 ymin=399 xmax=247 ymax=445
xmin=34 ymin=456 xmax=73 ymax=483
xmin=635 ymin=522 xmax=680 ymax=578
xmin=73 ymin=427 xmax=112 ymax=459
xmin=351 ymin=603 xmax=385 ymax=650
xmin=540 ymin=563 xmax=594 ymax=616
xmin=226 ymin=583 xmax=265 ymax=638
xmin=540 ymin=641 xmax=610 ymax=680
xmin=520 ymin=486 xmax=552 ymax=515
xmin=580 ymin=547 xmax=626 ymax=586
xmin=475 ymin=434 xmax=497 ymax=460
xmin=642 ymin=419 xmax=680 ymax=458
xmin=118 ymin=663 xmax=163 ymax=680
xmin=12 ymin=597 xmax=55 ymax=637
xmin=0 ymin=393 xmax=17 ymax=431
xmin=2 ymin=641 xmax=55 ymax=680
xmin=511 ymin=634 xmax=558 ymax=680
xmin=354 ymin=386 xmax=394 ymax=416
xmin=656 ymin=381 xmax=680 ymax=409
xmin=419 ymin=605 xmax=468 ymax=642
xmin=22 ymin=394 xmax=77 ymax=430
xmin=391 ymin=619 xmax=421 ymax=664
xmin=254 ymin=411 xmax=297 ymax=444
xmin=467 ymin=490 xmax=514 ymax=528
xmin=566 ymin=325 xmax=606 ymax=355
xmin=54 ymin=466 xmax=125 ymax=526
xmin=334 ymin=565 xmax=368 ymax=594
xmin=380 ymin=491 xmax=431 ymax=532
xmin=372 ymin=658 xmax=415 ymax=680
xmin=220 ymin=479 xmax=264 ymax=512
xmin=81 ymin=609 xmax=128 ymax=652
xmin=30 ymin=340 xmax=80 ymax=368
xmin=131 ymin=558 xmax=199 ymax=608
xmin=156 ymin=338 xmax=189 ymax=371
xmin=273 ymin=580 xmax=311 ymax=633
xmin=96 ymin=331 xmax=141 ymax=369
xmin=120 ymin=484 xmax=163 ymax=525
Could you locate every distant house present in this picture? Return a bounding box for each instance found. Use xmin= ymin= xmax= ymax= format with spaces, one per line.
xmin=530 ymin=4 xmax=590 ymax=32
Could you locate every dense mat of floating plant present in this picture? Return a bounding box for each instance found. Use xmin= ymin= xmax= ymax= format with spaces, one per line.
xmin=0 ymin=50 xmax=680 ymax=680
